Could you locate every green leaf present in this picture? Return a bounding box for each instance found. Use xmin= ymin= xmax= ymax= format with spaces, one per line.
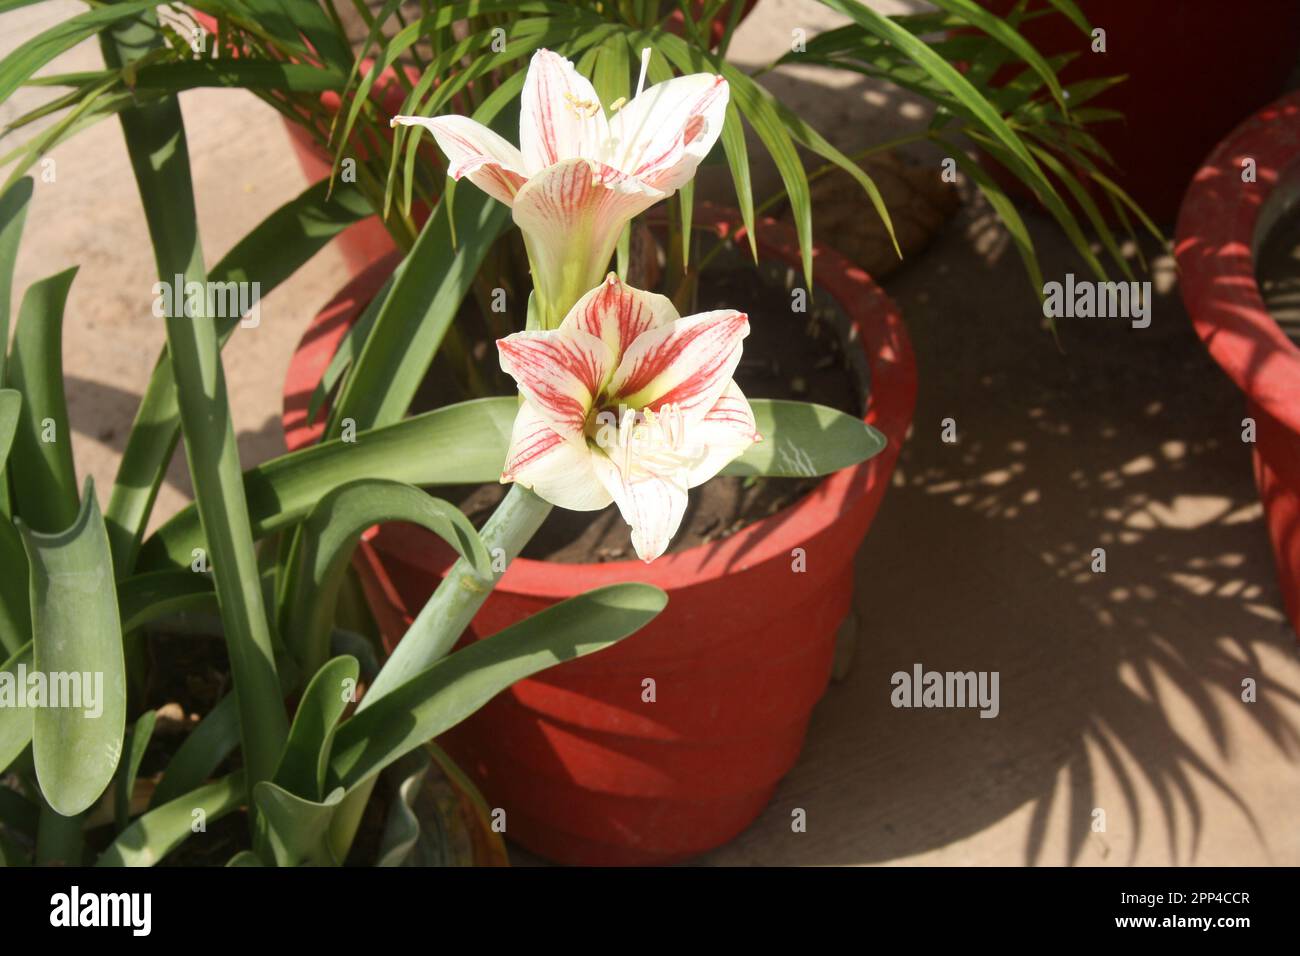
xmin=129 ymin=60 xmax=346 ymax=93
xmin=331 ymin=582 xmax=668 ymax=790
xmin=18 ymin=480 xmax=125 ymax=816
xmin=148 ymin=693 xmax=239 ymax=810
xmin=225 ymin=850 xmax=263 ymax=866
xmin=817 ymin=0 xmax=1055 ymax=195
xmin=0 ymin=389 xmax=19 ymax=466
xmin=935 ymin=140 xmax=1043 ymax=306
xmin=253 ymin=781 xmax=345 ymax=867
xmin=117 ymin=570 xmax=217 ymax=633
xmin=0 ymin=640 xmax=33 ymax=772
xmin=140 ymin=397 xmax=888 ymax=567
xmin=0 ymin=519 xmax=29 ymax=656
xmin=282 ymin=480 xmax=490 ymax=676
xmin=0 ymin=784 xmax=38 ymax=837
xmin=96 ymin=771 xmax=246 ymax=867
xmin=140 ymin=397 xmax=516 ymax=568
xmin=0 ymin=386 xmax=19 ymax=523
xmin=0 ymin=0 xmax=156 ymax=104
xmin=105 ymin=23 xmax=288 ymax=791
xmin=0 ymin=178 xmax=33 ymax=390
xmin=6 ymin=267 xmax=80 ymax=532
xmin=272 ymin=656 xmax=359 ymax=802
xmin=114 ymin=710 xmax=156 ymax=832
xmin=729 ymin=400 xmax=887 ymax=477
xmin=105 ymin=179 xmax=371 ymax=573
xmin=306 ymin=273 xmax=395 ymax=424
xmin=328 ymin=187 xmax=510 ymax=433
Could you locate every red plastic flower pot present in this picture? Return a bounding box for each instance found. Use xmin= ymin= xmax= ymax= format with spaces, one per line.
xmin=282 ymin=206 xmax=917 ymax=864
xmin=979 ymin=0 xmax=1300 ymax=224
xmin=1175 ymin=91 xmax=1300 ymax=641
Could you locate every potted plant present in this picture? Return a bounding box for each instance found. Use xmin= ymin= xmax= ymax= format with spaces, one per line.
xmin=1175 ymin=91 xmax=1300 ymax=642
xmin=2 ymin=0 xmax=1144 ymax=866
xmin=0 ymin=7 xmax=681 ymax=867
xmin=274 ymin=0 xmax=1143 ymax=857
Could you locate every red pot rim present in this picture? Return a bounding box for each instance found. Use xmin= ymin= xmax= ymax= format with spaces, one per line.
xmin=1175 ymin=90 xmax=1300 ymax=433
xmin=282 ymin=202 xmax=916 ymax=593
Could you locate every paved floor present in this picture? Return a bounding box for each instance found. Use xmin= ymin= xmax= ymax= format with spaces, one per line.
xmin=4 ymin=0 xmax=1298 ymax=865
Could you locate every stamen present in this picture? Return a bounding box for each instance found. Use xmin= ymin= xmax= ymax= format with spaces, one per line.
xmin=636 ymin=47 xmax=651 ymax=99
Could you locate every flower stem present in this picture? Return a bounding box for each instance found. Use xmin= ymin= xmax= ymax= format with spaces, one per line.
xmin=359 ymin=484 xmax=553 ymax=708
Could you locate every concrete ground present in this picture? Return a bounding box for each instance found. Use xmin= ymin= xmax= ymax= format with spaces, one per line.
xmin=4 ymin=0 xmax=1298 ymax=865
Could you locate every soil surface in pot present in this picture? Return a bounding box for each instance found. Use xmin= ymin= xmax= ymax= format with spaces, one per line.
xmin=412 ymin=259 xmax=864 ymax=562
xmin=1258 ymin=206 xmax=1300 ymax=344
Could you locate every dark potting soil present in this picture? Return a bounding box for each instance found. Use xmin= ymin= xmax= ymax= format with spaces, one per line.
xmin=1257 ymin=205 xmax=1300 ymax=344
xmin=413 ymin=257 xmax=865 ymax=563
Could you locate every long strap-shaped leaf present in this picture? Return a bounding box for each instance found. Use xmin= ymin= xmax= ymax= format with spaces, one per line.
xmin=104 ymin=179 xmax=372 ymax=573
xmin=0 ymin=178 xmax=31 ymax=392
xmin=272 ymin=655 xmax=359 ymax=802
xmin=281 ymin=480 xmax=492 ymax=677
xmin=95 ymin=771 xmax=247 ymax=867
xmin=139 ymin=397 xmax=884 ymax=569
xmin=332 ymin=583 xmax=668 ymax=789
xmin=17 ymin=479 xmax=125 ymax=817
xmin=102 ymin=17 xmax=288 ymax=791
xmin=6 ymin=267 xmax=80 ymax=533
xmin=0 ymin=639 xmax=33 ymax=773
xmin=326 ymin=186 xmax=509 ymax=435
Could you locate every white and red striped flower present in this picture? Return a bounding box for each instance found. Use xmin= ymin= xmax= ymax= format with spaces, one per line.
xmin=392 ymin=49 xmax=729 ymax=327
xmin=497 ymin=273 xmax=760 ymax=562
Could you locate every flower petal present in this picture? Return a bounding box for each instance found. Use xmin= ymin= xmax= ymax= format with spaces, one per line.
xmin=391 ymin=114 xmax=526 ymax=206
xmin=501 ymin=401 xmax=613 ymax=511
xmin=519 ymin=49 xmax=610 ymax=175
xmin=512 ymin=158 xmax=665 ymax=318
xmin=684 ymin=381 xmax=761 ymax=487
xmin=591 ymin=449 xmax=689 ymax=563
xmin=560 ymin=273 xmax=678 ymax=365
xmin=605 ymin=73 xmax=728 ymax=192
xmin=498 ymin=325 xmax=615 ymax=438
xmin=607 ymin=309 xmax=750 ymax=424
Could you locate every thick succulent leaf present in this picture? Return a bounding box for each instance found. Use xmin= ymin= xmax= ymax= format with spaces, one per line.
xmin=148 ymin=693 xmax=239 ymax=810
xmin=7 ymin=267 xmax=80 ymax=533
xmin=0 ymin=640 xmax=33 ymax=772
xmin=272 ymin=656 xmax=359 ymax=802
xmin=331 ymin=583 xmax=667 ymax=790
xmin=253 ymin=781 xmax=345 ymax=867
xmin=117 ymin=570 xmax=217 ymax=633
xmin=105 ymin=22 xmax=287 ymax=789
xmin=141 ymin=396 xmax=886 ymax=568
xmin=96 ymin=771 xmax=246 ymax=867
xmin=0 ymin=519 xmax=29 ymax=656
xmin=282 ymin=480 xmax=490 ymax=675
xmin=18 ymin=480 xmax=125 ymax=816
xmin=114 ymin=710 xmax=156 ymax=832
xmin=0 ymin=177 xmax=32 ymax=390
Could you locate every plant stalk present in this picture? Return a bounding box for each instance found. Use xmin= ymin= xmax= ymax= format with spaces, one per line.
xmin=359 ymin=484 xmax=552 ymax=708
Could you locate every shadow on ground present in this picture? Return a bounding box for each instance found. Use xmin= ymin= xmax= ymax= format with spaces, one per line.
xmin=700 ymin=190 xmax=1300 ymax=866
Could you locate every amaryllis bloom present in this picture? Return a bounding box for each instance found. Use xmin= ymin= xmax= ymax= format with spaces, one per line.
xmin=392 ymin=49 xmax=729 ymax=328
xmin=497 ymin=274 xmax=760 ymax=563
